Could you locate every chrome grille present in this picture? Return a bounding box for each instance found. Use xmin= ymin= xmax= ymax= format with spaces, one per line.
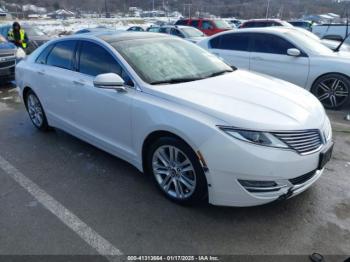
xmin=273 ymin=130 xmax=323 ymax=154
xmin=0 ymin=59 xmax=16 ymax=69
xmin=0 ymin=52 xmax=15 ymax=58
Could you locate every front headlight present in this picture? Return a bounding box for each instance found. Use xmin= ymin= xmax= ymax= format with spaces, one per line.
xmin=219 ymin=127 xmax=289 ymax=148
xmin=323 ymin=117 xmax=332 ymax=142
xmin=16 ymin=48 xmax=26 ymax=59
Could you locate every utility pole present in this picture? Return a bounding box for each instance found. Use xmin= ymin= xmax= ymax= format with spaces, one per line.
xmin=152 ymin=0 xmax=155 ymax=11
xmin=266 ymin=0 xmax=270 ymax=19
xmin=104 ymin=0 xmax=109 ymax=18
xmin=184 ymin=3 xmax=192 ymax=18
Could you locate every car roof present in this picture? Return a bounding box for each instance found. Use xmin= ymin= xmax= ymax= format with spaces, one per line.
xmin=161 ymin=25 xmax=196 ymax=29
xmin=212 ymin=26 xmax=299 ymax=37
xmin=65 ymin=31 xmax=169 ymax=43
xmin=244 ymin=18 xmax=283 ymax=22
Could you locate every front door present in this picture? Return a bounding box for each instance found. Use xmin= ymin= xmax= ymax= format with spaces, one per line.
xmin=249 ymin=33 xmax=310 ymax=87
xmin=70 ymin=40 xmax=136 ymax=160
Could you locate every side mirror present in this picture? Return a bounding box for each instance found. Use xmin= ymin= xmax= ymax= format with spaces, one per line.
xmin=287 ymin=48 xmax=301 ymax=57
xmin=93 ymin=73 xmax=126 ymax=91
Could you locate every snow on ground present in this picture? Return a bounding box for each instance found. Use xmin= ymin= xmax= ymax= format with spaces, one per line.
xmin=2 ymin=17 xmax=178 ymax=36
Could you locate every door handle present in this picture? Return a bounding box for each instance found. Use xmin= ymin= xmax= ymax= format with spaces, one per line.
xmin=73 ymin=80 xmax=85 ymax=86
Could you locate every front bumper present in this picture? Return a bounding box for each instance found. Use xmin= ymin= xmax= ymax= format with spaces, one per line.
xmin=199 ymin=131 xmax=332 ymax=207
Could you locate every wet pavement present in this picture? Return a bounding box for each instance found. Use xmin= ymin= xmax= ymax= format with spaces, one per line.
xmin=0 ymin=84 xmax=349 ymax=258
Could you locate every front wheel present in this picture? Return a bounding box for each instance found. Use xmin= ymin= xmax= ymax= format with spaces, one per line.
xmin=312 ymin=74 xmax=350 ymax=110
xmin=147 ymin=137 xmax=208 ymax=205
xmin=25 ymin=90 xmax=50 ymax=131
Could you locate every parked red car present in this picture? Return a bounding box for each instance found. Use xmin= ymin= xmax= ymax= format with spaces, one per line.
xmin=175 ymin=18 xmax=232 ymax=36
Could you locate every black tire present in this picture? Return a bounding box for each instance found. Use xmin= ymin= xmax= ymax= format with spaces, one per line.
xmin=24 ymin=90 xmax=50 ymax=132
xmin=311 ymin=73 xmax=350 ymax=110
xmin=146 ymin=136 xmax=208 ymax=205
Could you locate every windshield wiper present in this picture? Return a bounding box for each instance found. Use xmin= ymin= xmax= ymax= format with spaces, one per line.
xmin=205 ymin=69 xmax=235 ymax=78
xmin=335 ymin=33 xmax=350 ymax=52
xmin=150 ymin=77 xmax=203 ymax=85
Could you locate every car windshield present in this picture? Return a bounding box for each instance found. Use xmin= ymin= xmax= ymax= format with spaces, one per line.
xmin=214 ymin=20 xmax=231 ymax=29
xmin=112 ymin=38 xmax=233 ymax=85
xmin=285 ymin=31 xmax=334 ymax=55
xmin=24 ymin=27 xmax=45 ymax=36
xmin=181 ymin=27 xmax=204 ymax=37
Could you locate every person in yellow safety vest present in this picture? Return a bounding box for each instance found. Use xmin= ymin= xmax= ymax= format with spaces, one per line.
xmin=7 ymin=22 xmax=28 ymax=49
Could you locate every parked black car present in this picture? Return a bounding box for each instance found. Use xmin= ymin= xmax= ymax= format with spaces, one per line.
xmin=0 ymin=35 xmax=25 ymax=84
xmin=0 ymin=24 xmax=52 ymax=54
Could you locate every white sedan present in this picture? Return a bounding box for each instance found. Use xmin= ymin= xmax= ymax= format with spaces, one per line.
xmin=16 ymin=32 xmax=333 ymax=207
xmin=198 ymin=27 xmax=350 ymax=110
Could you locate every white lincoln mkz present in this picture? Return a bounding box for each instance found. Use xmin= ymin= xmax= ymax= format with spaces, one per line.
xmin=16 ymin=32 xmax=333 ymax=207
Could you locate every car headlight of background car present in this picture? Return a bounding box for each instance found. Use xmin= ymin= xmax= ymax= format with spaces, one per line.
xmin=219 ymin=126 xmax=289 ymax=148
xmin=16 ymin=48 xmax=26 ymax=60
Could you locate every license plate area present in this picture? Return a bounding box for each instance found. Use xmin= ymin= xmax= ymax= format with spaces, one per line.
xmin=318 ymin=143 xmax=334 ymax=170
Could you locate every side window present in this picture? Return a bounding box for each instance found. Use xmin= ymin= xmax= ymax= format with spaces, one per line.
xmin=79 ymin=41 xmax=122 ymax=77
xmin=175 ymin=20 xmax=187 ymax=26
xmin=190 ymin=20 xmax=199 ymax=28
xmin=218 ymin=33 xmax=251 ymax=51
xmin=46 ymin=41 xmax=77 ymax=70
xmin=170 ymin=28 xmax=184 ymax=38
xmin=159 ymin=28 xmax=169 ymax=34
xmin=202 ymin=21 xmax=213 ymax=30
xmin=209 ymin=35 xmax=221 ymax=49
xmin=252 ymin=34 xmax=295 ymax=55
xmin=36 ymin=44 xmax=54 ymax=64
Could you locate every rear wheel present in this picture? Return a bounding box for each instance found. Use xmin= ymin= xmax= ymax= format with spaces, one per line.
xmin=312 ymin=74 xmax=350 ymax=110
xmin=25 ymin=90 xmax=50 ymax=131
xmin=147 ymin=137 xmax=208 ymax=205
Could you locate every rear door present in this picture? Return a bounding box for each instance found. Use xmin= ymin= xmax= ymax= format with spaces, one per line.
xmin=208 ymin=32 xmax=251 ymax=69
xmin=249 ymin=33 xmax=309 ymax=87
xmin=32 ymin=40 xmax=78 ymax=125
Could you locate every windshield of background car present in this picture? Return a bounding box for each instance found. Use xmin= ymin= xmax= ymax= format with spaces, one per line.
xmin=25 ymin=27 xmax=45 ymax=36
xmin=112 ymin=38 xmax=232 ymax=85
xmin=214 ymin=20 xmax=231 ymax=29
xmin=285 ymin=31 xmax=334 ymax=55
xmin=181 ymin=27 xmax=205 ymax=37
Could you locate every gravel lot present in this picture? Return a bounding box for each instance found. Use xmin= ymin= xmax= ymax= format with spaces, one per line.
xmin=0 ymin=84 xmax=349 ymax=260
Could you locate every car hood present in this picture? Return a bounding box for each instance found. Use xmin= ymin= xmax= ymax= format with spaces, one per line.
xmin=147 ymin=70 xmax=325 ymax=131
xmin=0 ymin=42 xmax=16 ymax=50
xmin=321 ymin=39 xmax=340 ymax=50
xmin=187 ymin=36 xmax=207 ymax=43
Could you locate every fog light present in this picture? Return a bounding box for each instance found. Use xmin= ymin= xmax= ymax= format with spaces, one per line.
xmin=238 ymin=180 xmax=277 ymax=188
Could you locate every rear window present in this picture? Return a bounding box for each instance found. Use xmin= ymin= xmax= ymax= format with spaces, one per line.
xmin=210 ymin=33 xmax=251 ymax=51
xmin=46 ymin=41 xmax=77 ymax=70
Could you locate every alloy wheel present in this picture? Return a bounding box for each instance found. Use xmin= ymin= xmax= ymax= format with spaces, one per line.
xmin=315 ymin=77 xmax=349 ymax=109
xmin=152 ymin=145 xmax=197 ymax=200
xmin=27 ymin=94 xmax=44 ymax=127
